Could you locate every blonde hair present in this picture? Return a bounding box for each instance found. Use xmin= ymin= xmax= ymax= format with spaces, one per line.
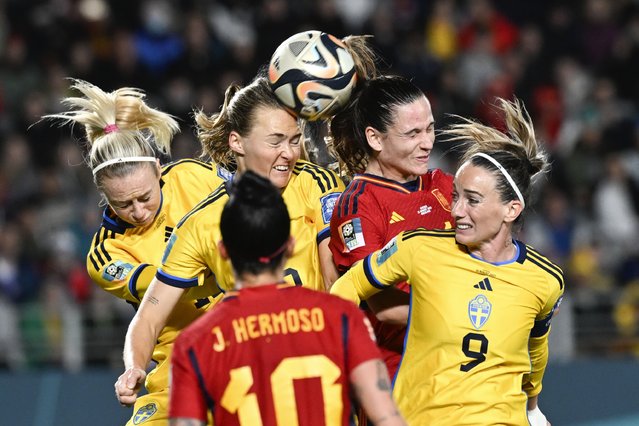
xmin=443 ymin=98 xmax=549 ymax=221
xmin=45 ymin=79 xmax=179 ymax=189
xmin=342 ymin=35 xmax=381 ymax=81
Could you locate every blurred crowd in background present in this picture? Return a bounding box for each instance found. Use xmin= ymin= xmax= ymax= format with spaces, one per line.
xmin=1 ymin=0 xmax=638 ymax=371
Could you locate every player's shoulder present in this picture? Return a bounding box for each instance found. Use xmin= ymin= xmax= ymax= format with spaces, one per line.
xmin=161 ymin=158 xmax=213 ymax=176
xmin=392 ymin=227 xmax=457 ymax=254
xmin=332 ymin=174 xmax=387 ymax=218
xmin=176 ymin=182 xmax=230 ymax=229
xmin=162 ymin=159 xmax=231 ymax=184
xmin=292 ymin=159 xmax=344 ymax=192
xmin=399 ymin=227 xmax=456 ymax=244
xmin=521 ymin=241 xmax=565 ymax=291
xmin=421 ymin=168 xmax=454 ymax=188
xmin=95 ymin=207 xmax=134 ymax=235
xmin=292 ymin=286 xmax=361 ymax=312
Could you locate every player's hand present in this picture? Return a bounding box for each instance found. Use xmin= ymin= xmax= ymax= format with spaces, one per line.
xmin=115 ymin=367 xmax=146 ymax=406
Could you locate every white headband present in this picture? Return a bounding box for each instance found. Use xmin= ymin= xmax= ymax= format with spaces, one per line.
xmin=471 ymin=152 xmax=525 ymax=207
xmin=92 ymin=156 xmax=157 ymax=175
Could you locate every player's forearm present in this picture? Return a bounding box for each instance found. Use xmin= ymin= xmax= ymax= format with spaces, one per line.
xmin=123 ymin=313 xmax=158 ymax=370
xmin=318 ymin=239 xmax=339 ymax=290
xmin=367 ymin=288 xmax=410 ymax=325
xmin=123 ymin=278 xmax=183 ymax=370
xmin=527 ymin=395 xmax=539 ymax=410
xmin=523 ymin=333 xmax=549 ymax=396
xmin=351 ymin=359 xmax=407 ymax=426
xmin=330 ymin=263 xmax=381 ymax=304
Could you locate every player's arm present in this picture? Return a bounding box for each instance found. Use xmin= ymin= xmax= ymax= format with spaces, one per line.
xmin=318 ymin=238 xmax=339 ymax=290
xmin=310 ymin=167 xmax=345 ymax=289
xmin=331 ymin=235 xmax=411 ymax=305
xmin=351 ymin=359 xmax=407 ymax=426
xmin=116 ymin=276 xmax=185 ymax=406
xmin=86 ymin=234 xmax=157 ymax=303
xmin=523 ymin=283 xmax=564 ymax=398
xmin=366 ymin=288 xmax=410 ymax=325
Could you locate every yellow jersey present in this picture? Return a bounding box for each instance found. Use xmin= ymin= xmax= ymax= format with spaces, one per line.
xmin=158 ymin=160 xmax=345 ymax=292
xmin=87 ymin=159 xmax=230 ymax=399
xmin=331 ymin=228 xmax=564 ymax=425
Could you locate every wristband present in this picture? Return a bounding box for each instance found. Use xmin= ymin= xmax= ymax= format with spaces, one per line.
xmin=527 ymin=406 xmax=547 ymax=426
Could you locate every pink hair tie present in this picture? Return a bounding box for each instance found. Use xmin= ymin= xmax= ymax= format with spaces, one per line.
xmin=104 ymin=124 xmax=119 ymax=134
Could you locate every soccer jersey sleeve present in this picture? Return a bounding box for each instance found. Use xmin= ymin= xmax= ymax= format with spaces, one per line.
xmin=86 ymin=234 xmax=157 ymax=303
xmin=157 ymin=218 xmax=212 ymax=289
xmin=330 ymin=194 xmax=386 ymax=272
xmin=300 ymin=162 xmax=345 ymax=243
xmin=169 ymin=333 xmax=208 ymax=421
xmin=523 ymin=271 xmax=565 ymax=397
xmin=331 ymin=233 xmax=415 ymax=303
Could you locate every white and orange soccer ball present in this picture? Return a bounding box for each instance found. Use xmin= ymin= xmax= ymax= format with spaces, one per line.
xmin=268 ymin=30 xmax=357 ymax=121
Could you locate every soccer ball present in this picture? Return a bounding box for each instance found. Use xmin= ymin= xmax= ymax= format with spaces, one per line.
xmin=268 ymin=30 xmax=357 ymax=121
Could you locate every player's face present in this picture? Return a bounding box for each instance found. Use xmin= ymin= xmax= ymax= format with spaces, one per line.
xmin=451 ymin=163 xmax=512 ymax=250
xmin=236 ymin=107 xmax=302 ymax=190
xmin=101 ymin=162 xmax=162 ymax=227
xmin=373 ymin=96 xmax=435 ymax=183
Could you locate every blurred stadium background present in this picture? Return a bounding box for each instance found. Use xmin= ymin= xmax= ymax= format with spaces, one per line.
xmin=0 ymin=0 xmax=638 ymax=424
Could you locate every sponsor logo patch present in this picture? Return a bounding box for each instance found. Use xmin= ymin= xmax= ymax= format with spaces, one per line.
xmin=133 ymin=403 xmax=157 ymax=424
xmin=217 ymin=166 xmax=233 ymax=181
xmin=418 ymin=205 xmax=432 ymax=215
xmin=340 ymin=218 xmax=365 ymax=251
xmin=320 ymin=193 xmax=341 ymax=224
xmin=468 ymin=294 xmax=492 ymax=329
xmin=376 ymin=237 xmax=398 ymax=266
xmin=162 ymin=232 xmax=178 ymax=264
xmin=102 ymin=260 xmax=134 ymax=282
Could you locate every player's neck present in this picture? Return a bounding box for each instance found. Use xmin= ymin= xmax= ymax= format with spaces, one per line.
xmin=234 ymin=271 xmax=286 ymax=289
xmin=365 ymin=159 xmax=417 ymax=183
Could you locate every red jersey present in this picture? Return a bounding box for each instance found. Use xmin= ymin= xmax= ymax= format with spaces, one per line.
xmin=329 ymin=170 xmax=454 ymax=378
xmin=170 ymin=284 xmax=381 ymax=425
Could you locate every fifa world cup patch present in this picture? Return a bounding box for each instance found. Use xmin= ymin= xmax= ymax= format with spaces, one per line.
xmin=468 ymin=294 xmax=492 ymax=329
xmin=340 ymin=218 xmax=365 ymax=251
xmin=133 ymin=402 xmax=157 ymax=424
xmin=102 ymin=260 xmax=134 ymax=282
xmin=320 ymin=193 xmax=341 ymax=224
xmin=376 ymin=237 xmax=398 ymax=266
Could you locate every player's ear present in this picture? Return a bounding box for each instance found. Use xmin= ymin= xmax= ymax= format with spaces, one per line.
xmin=218 ymin=240 xmax=229 ymax=260
xmin=229 ymin=131 xmax=245 ymax=155
xmin=503 ymin=199 xmax=524 ymax=224
xmin=365 ymin=126 xmax=383 ymax=153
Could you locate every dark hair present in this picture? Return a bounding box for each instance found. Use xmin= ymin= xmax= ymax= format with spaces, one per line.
xmin=329 ymin=74 xmax=426 ymax=175
xmin=220 ymin=171 xmax=291 ymax=275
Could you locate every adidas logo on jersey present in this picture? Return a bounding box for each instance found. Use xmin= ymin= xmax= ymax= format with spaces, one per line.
xmin=473 ymin=277 xmax=493 ymax=291
xmin=164 ymin=226 xmax=174 ymax=243
xmin=389 ymin=211 xmax=405 ymax=224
